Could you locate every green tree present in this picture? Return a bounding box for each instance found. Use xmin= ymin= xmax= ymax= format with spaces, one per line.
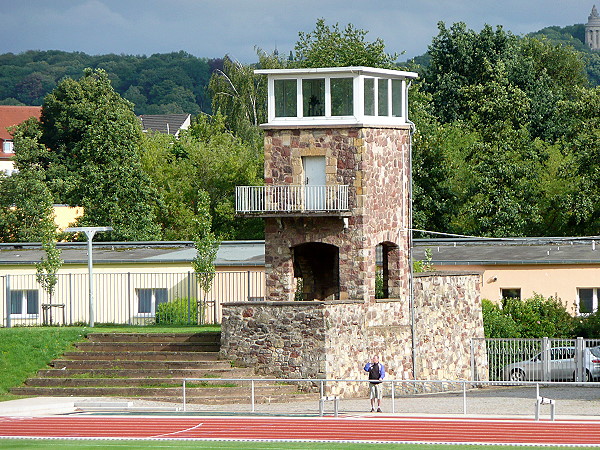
xmin=292 ymin=19 xmax=398 ymax=68
xmin=0 ymin=119 xmax=55 ymax=242
xmin=40 ymin=68 xmax=161 ymax=241
xmin=35 ymin=238 xmax=63 ymax=305
xmin=139 ymin=113 xmax=264 ymax=240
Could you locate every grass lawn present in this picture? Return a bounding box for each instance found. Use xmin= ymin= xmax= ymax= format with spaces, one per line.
xmin=0 ymin=440 xmax=580 ymax=450
xmin=0 ymin=325 xmax=220 ymax=402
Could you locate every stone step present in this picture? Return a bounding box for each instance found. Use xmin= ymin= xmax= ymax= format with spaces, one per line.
xmin=50 ymin=359 xmax=230 ymax=370
xmin=10 ymin=385 xmax=301 ymax=398
xmin=86 ymin=332 xmax=220 ymax=344
xmin=37 ymin=367 xmax=254 ymax=378
xmin=74 ymin=342 xmax=219 ymax=352
xmin=62 ymin=351 xmax=220 ymax=361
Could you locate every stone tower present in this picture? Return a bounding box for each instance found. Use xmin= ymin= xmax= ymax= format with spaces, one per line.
xmin=586 ymin=5 xmax=600 ymax=50
xmin=226 ymin=67 xmax=486 ymax=387
xmin=237 ymin=67 xmax=418 ymax=304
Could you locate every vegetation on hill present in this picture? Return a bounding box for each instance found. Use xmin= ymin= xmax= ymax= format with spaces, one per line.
xmin=2 ymin=18 xmax=600 ymax=242
xmin=0 ymin=50 xmax=220 ymax=114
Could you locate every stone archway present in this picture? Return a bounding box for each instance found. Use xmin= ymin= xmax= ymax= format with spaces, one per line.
xmin=292 ymin=242 xmax=339 ymax=301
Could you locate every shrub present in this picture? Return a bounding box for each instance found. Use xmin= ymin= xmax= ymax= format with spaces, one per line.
xmin=574 ymin=311 xmax=600 ymax=338
xmin=482 ymin=294 xmax=576 ymax=338
xmin=155 ymin=298 xmax=198 ymax=325
xmin=501 ymin=294 xmax=575 ymax=338
xmin=481 ymin=299 xmax=520 ymax=338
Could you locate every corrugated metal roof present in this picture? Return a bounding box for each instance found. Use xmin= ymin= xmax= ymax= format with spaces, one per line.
xmin=413 ymin=238 xmax=600 ymax=265
xmin=0 ymin=241 xmax=265 ymax=266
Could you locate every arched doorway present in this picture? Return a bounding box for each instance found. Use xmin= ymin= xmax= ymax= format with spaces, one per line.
xmin=292 ymin=242 xmax=339 ymax=300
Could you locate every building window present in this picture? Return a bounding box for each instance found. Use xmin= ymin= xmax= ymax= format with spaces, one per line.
xmin=378 ymin=79 xmax=389 ymax=116
xmin=501 ymin=288 xmax=521 ymax=300
xmin=10 ymin=290 xmax=39 ymax=316
xmin=578 ymin=288 xmax=599 ymax=314
xmin=274 ymin=79 xmax=297 ymax=117
xmin=364 ymin=78 xmax=375 ymax=116
xmin=392 ymin=79 xmax=403 ymax=117
xmin=136 ymin=288 xmax=168 ymax=316
xmin=302 ymin=79 xmax=325 ymax=117
xmin=3 ymin=140 xmax=14 ymax=153
xmin=330 ymin=78 xmax=353 ymax=116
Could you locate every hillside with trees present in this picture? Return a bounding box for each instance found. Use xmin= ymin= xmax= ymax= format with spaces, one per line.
xmin=2 ymin=19 xmax=600 ymax=243
xmin=0 ymin=50 xmax=221 ymax=114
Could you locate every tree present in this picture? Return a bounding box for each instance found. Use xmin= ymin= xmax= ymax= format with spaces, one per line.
xmin=190 ymin=189 xmax=220 ymax=324
xmin=35 ymin=238 xmax=63 ymax=308
xmin=139 ymin=113 xmax=264 ymax=240
xmin=208 ymin=49 xmax=283 ymax=146
xmin=40 ymin=68 xmax=161 ymax=241
xmin=0 ymin=119 xmax=56 ymax=243
xmin=292 ymin=19 xmax=398 ymax=68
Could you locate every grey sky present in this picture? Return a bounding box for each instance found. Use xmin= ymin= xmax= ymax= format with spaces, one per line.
xmin=0 ymin=1 xmax=593 ymax=63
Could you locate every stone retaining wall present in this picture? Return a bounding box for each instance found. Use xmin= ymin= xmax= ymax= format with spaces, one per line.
xmin=220 ymin=272 xmax=487 ymax=396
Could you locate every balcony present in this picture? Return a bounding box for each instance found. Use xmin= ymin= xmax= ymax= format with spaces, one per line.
xmin=236 ymin=185 xmax=350 ymax=216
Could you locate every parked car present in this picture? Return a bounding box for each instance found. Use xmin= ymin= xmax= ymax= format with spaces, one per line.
xmin=503 ymin=346 xmax=600 ymax=382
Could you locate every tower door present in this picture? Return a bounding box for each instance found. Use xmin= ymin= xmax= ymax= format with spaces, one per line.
xmin=303 ymin=156 xmax=326 ymax=210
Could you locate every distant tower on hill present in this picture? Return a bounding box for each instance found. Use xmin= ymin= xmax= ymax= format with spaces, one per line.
xmin=586 ymin=5 xmax=600 ymax=50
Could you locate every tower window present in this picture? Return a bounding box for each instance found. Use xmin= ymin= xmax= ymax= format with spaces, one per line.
xmin=302 ymin=79 xmax=325 ymax=117
xmin=274 ymin=79 xmax=297 ymax=117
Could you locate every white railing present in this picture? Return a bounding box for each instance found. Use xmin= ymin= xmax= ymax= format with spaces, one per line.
xmin=236 ymin=185 xmax=349 ymax=213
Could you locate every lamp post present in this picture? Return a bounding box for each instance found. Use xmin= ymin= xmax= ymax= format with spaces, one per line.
xmin=65 ymin=226 xmax=112 ymax=327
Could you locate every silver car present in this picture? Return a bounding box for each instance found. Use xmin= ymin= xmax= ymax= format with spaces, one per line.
xmin=503 ymin=346 xmax=600 ymax=382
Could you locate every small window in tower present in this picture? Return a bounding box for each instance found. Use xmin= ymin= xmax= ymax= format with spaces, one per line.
xmin=364 ymin=78 xmax=375 ymax=116
xmin=392 ymin=79 xmax=403 ymax=117
xmin=274 ymin=79 xmax=297 ymax=117
xmin=378 ymin=79 xmax=389 ymax=116
xmin=302 ymin=79 xmax=325 ymax=117
xmin=331 ymin=78 xmax=353 ymax=116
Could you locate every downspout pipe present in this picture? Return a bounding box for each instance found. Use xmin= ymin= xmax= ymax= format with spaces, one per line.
xmin=406 ymin=80 xmax=417 ymax=380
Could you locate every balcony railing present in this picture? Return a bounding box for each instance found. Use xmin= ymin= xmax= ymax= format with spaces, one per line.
xmin=236 ymin=185 xmax=349 ymax=214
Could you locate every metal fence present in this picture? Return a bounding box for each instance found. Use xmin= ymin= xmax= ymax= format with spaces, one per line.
xmin=236 ymin=185 xmax=349 ymax=213
xmin=1 ymin=270 xmax=265 ymax=327
xmin=174 ymin=377 xmax=600 ymax=419
xmin=472 ymin=337 xmax=600 ymax=382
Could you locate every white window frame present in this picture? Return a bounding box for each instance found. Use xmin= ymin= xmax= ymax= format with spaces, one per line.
xmin=9 ymin=289 xmax=39 ymax=318
xmin=577 ymin=287 xmax=599 ymax=315
xmin=135 ymin=288 xmax=168 ymax=317
xmin=2 ymin=140 xmax=14 ymax=153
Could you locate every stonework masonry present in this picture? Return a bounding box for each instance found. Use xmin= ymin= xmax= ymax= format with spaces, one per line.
xmin=263 ymin=126 xmax=411 ymax=303
xmin=220 ymin=272 xmax=487 ymax=397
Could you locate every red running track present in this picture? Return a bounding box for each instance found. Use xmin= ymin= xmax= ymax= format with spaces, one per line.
xmin=2 ymin=415 xmax=600 ymax=445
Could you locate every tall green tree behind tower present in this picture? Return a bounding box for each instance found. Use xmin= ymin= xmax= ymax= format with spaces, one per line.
xmin=40 ymin=68 xmax=161 ymax=241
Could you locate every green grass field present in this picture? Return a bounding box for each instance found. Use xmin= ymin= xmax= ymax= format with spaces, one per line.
xmin=0 ymin=440 xmax=581 ymax=450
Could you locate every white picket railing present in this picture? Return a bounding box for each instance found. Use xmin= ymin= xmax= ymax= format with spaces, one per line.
xmin=236 ymin=185 xmax=349 ymax=213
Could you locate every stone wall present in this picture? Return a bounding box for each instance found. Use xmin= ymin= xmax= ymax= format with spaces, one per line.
xmin=220 ymin=272 xmax=487 ymax=396
xmin=263 ymin=126 xmax=411 ymax=303
xmin=413 ymin=272 xmax=488 ymax=381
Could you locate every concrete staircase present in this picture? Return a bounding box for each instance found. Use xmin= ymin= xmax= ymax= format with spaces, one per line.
xmin=11 ymin=332 xmax=314 ymax=404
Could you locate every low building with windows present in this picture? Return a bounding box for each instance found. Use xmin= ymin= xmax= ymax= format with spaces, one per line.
xmin=413 ymin=238 xmax=600 ymax=315
xmin=0 ymin=241 xmax=264 ymax=327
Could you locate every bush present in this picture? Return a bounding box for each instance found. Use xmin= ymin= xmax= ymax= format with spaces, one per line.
xmin=481 ymin=299 xmax=520 ymax=338
xmin=574 ymin=311 xmax=600 ymax=338
xmin=482 ymin=294 xmax=576 ymax=338
xmin=155 ymin=298 xmax=198 ymax=325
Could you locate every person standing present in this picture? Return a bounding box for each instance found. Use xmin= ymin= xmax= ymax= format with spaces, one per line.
xmin=364 ymin=355 xmax=385 ymax=412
